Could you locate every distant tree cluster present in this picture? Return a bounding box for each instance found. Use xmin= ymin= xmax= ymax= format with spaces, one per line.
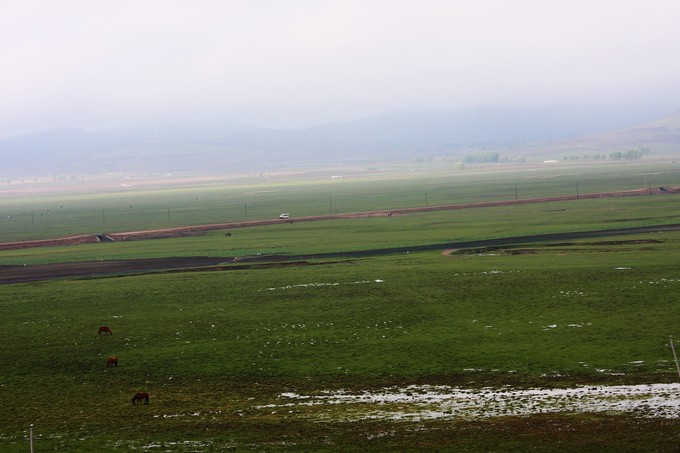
xmin=498 ymin=156 xmax=525 ymax=163
xmin=609 ymin=148 xmax=648 ymax=160
xmin=463 ymin=152 xmax=500 ymax=163
xmin=564 ymin=154 xmax=607 ymax=161
xmin=563 ymin=147 xmax=650 ymax=161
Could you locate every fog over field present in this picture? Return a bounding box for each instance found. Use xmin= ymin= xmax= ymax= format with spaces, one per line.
xmin=1 ymin=1 xmax=679 ymax=177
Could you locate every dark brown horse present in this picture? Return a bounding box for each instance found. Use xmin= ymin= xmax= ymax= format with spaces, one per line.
xmin=98 ymin=326 xmax=112 ymax=335
xmin=106 ymin=356 xmax=118 ymax=367
xmin=132 ymin=392 xmax=149 ymax=405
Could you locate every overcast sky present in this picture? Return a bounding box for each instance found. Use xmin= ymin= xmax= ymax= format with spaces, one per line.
xmin=1 ymin=0 xmax=679 ymax=138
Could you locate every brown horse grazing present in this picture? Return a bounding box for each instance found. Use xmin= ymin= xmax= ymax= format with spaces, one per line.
xmin=132 ymin=392 xmax=149 ymax=405
xmin=98 ymin=326 xmax=112 ymax=335
xmin=106 ymin=356 xmax=118 ymax=367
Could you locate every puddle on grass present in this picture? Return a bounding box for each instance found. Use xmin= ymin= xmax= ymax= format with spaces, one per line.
xmin=267 ymin=383 xmax=680 ymax=421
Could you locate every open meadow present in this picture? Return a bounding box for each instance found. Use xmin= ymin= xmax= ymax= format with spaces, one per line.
xmin=2 ymin=161 xmax=680 ymax=451
xmin=2 ymin=159 xmax=680 ymax=243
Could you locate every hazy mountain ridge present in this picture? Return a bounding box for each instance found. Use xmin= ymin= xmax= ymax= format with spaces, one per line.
xmin=1 ymin=108 xmax=679 ymax=179
xmin=528 ymin=111 xmax=680 ymax=156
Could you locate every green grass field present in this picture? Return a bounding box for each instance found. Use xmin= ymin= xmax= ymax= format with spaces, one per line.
xmin=2 ymin=159 xmax=680 ymax=242
xmin=2 ymin=161 xmax=680 ymax=451
xmin=3 ymin=192 xmax=680 ymax=266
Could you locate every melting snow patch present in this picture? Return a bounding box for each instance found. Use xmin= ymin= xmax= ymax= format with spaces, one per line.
xmin=262 ymin=280 xmax=384 ymax=291
xmin=138 ymin=440 xmax=214 ymax=450
xmin=270 ymin=383 xmax=680 ymax=421
xmin=643 ymin=278 xmax=680 ymax=286
xmin=452 ymin=270 xmax=520 ymax=277
xmin=555 ymin=290 xmax=588 ymax=297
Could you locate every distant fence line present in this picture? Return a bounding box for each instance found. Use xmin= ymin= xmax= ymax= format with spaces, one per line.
xmin=1 ymin=186 xmax=677 ymax=251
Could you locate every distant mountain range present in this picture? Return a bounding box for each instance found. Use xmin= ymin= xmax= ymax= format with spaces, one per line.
xmin=1 ymin=107 xmax=679 ymax=179
xmin=529 ymin=112 xmax=680 ymax=156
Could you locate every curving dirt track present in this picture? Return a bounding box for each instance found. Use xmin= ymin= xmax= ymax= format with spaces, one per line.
xmin=1 ymin=187 xmax=678 ymax=284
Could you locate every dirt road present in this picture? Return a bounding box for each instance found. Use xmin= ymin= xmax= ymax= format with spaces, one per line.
xmin=1 ymin=187 xmax=678 ymax=284
xmin=0 ymin=186 xmax=670 ymax=251
xmin=2 ymin=223 xmax=680 ymax=284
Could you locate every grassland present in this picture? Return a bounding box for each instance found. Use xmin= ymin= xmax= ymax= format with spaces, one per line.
xmin=2 ymin=159 xmax=680 ymax=242
xmin=2 ymin=160 xmax=680 ymax=451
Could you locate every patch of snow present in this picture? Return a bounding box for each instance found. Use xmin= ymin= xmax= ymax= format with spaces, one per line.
xmin=270 ymin=383 xmax=680 ymax=421
xmin=261 ymin=279 xmax=384 ymax=291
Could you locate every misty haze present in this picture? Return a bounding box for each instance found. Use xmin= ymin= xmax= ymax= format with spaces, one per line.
xmin=1 ymin=1 xmax=680 ymax=182
xmin=2 ymin=1 xmax=680 ymax=451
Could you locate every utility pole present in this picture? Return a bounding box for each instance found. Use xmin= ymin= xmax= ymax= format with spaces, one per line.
xmin=670 ymin=336 xmax=680 ymax=379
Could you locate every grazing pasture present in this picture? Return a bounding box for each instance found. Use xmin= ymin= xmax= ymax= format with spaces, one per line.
xmin=2 ymin=160 xmax=680 ymax=243
xmin=2 ymin=161 xmax=680 ymax=450
xmin=4 ymin=190 xmax=680 ymax=267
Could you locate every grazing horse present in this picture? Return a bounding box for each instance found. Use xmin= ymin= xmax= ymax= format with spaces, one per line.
xmin=132 ymin=392 xmax=149 ymax=405
xmin=98 ymin=326 xmax=112 ymax=335
xmin=106 ymin=356 xmax=118 ymax=367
